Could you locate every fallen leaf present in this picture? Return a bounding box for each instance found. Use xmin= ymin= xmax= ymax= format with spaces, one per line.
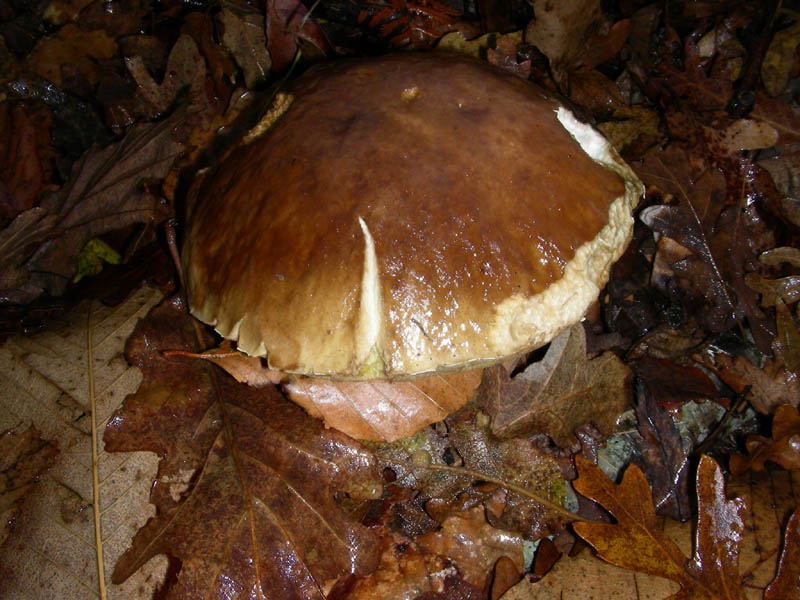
xmin=0 ymin=285 xmax=165 ymax=599
xmin=761 ymin=19 xmax=800 ymax=97
xmin=285 ymin=370 xmax=482 ymax=442
xmin=758 ymin=147 xmax=800 ymax=227
xmin=481 ymin=324 xmax=631 ymax=447
xmin=266 ymin=0 xmax=331 ymax=71
xmin=751 ymin=92 xmax=800 ymax=146
xmin=765 ymin=508 xmax=800 ymax=600
xmin=0 ymin=110 xmax=184 ymax=303
xmin=125 ymin=34 xmax=206 ymax=117
xmin=328 ymin=536 xmax=449 ymax=599
xmin=631 ymin=379 xmax=691 ymax=521
xmin=416 ymin=506 xmax=523 ymax=591
xmin=106 ymin=295 xmax=383 ymax=597
xmin=513 ymin=463 xmax=800 ymax=600
xmin=712 ymin=354 xmax=800 ymax=414
xmin=745 ymin=272 xmax=800 ymax=306
xmin=730 ymin=404 xmax=800 ymax=475
xmin=0 ymin=103 xmax=47 ymax=224
xmin=0 ymin=425 xmax=58 ymax=545
xmin=774 ymin=301 xmax=800 ymax=374
xmin=27 ymin=23 xmax=116 ymax=87
xmin=630 ymin=356 xmax=719 ymax=409
xmin=525 ymin=0 xmax=627 ymax=90
xmin=572 ymin=454 xmax=747 ymax=599
xmin=218 ymin=7 xmax=272 ymax=89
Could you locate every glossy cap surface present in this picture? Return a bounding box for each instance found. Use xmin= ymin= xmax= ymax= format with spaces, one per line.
xmin=183 ymin=52 xmax=643 ymax=378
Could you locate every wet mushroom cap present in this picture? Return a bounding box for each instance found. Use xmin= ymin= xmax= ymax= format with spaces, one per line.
xmin=183 ymin=52 xmax=643 ymax=379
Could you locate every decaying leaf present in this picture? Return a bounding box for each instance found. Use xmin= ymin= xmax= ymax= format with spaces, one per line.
xmin=0 ymin=111 xmax=183 ymax=303
xmin=416 ymin=506 xmax=523 ymax=591
xmin=266 ymin=0 xmax=331 ymax=71
xmin=106 ymin=295 xmax=383 ymax=597
xmin=285 ymin=370 xmax=482 ymax=442
xmin=761 ymin=19 xmax=800 ymax=97
xmin=712 ymin=354 xmax=800 ymax=414
xmin=730 ymin=404 xmax=800 ymax=475
xmin=0 ymin=425 xmax=58 ymax=545
xmin=0 ymin=286 xmax=165 ymax=599
xmin=218 ymin=7 xmax=272 ymax=89
xmin=631 ymin=379 xmax=691 ymax=522
xmin=27 ymin=23 xmax=116 ymax=87
xmin=525 ymin=0 xmax=628 ymax=90
xmin=125 ymin=34 xmax=206 ymax=117
xmin=573 ymin=454 xmax=747 ymax=599
xmin=765 ymin=508 xmax=800 ymax=600
xmin=481 ymin=324 xmax=631 ymax=447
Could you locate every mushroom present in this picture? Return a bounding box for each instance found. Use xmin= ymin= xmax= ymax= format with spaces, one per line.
xmin=182 ymin=52 xmax=643 ymax=440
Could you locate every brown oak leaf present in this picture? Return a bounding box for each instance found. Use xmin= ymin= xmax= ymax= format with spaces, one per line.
xmin=765 ymin=508 xmax=800 ymax=600
xmin=105 ymin=295 xmax=383 ymax=598
xmin=573 ymin=454 xmax=747 ymax=599
xmin=480 ymin=324 xmax=631 ymax=447
xmin=729 ymin=404 xmax=800 ymax=475
xmin=416 ymin=506 xmax=523 ymax=591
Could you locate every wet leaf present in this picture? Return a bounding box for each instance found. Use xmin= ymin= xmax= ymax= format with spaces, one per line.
xmin=125 ymin=34 xmax=206 ymax=118
xmin=481 ymin=324 xmax=631 ymax=447
xmin=0 ymin=103 xmax=47 ymax=224
xmin=711 ymin=354 xmax=800 ymax=414
xmin=416 ymin=506 xmax=523 ymax=591
xmin=0 ymin=425 xmax=58 ymax=545
xmin=761 ymin=19 xmax=800 ymax=97
xmin=765 ymin=508 xmax=800 ymax=600
xmin=0 ymin=286 xmax=165 ymax=599
xmin=573 ymin=455 xmax=747 ymax=599
xmin=774 ymin=301 xmax=800 ymax=374
xmin=27 ymin=23 xmax=116 ymax=87
xmin=266 ymin=0 xmax=331 ymax=71
xmin=525 ymin=0 xmax=627 ymax=90
xmin=218 ymin=7 xmax=272 ymax=88
xmin=285 ymin=370 xmax=482 ymax=442
xmin=730 ymin=404 xmax=800 ymax=475
xmin=106 ymin=295 xmax=383 ymax=597
xmin=0 ymin=110 xmax=183 ymax=303
xmin=631 ymin=379 xmax=691 ymax=521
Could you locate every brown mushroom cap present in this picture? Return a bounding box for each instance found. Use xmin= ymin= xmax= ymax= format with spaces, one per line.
xmin=183 ymin=52 xmax=643 ymax=379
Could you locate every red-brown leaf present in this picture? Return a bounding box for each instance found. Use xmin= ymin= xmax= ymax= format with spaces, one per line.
xmin=105 ymin=296 xmax=382 ymax=598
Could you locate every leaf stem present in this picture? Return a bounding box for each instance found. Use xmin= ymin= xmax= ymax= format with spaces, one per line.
xmin=87 ymin=303 xmax=107 ymax=600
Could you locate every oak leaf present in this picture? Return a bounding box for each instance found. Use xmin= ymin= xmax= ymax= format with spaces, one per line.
xmin=729 ymin=405 xmax=800 ymax=475
xmin=573 ymin=454 xmax=747 ymax=599
xmin=416 ymin=506 xmax=523 ymax=591
xmin=105 ymin=295 xmax=383 ymax=598
xmin=712 ymin=354 xmax=800 ymax=414
xmin=765 ymin=508 xmax=800 ymax=600
xmin=480 ymin=324 xmax=631 ymax=447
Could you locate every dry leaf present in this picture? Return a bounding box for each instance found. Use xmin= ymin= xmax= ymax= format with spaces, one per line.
xmin=0 ymin=285 xmax=165 ymax=599
xmin=416 ymin=506 xmax=523 ymax=591
xmin=573 ymin=455 xmax=747 ymax=599
xmin=285 ymin=370 xmax=482 ymax=442
xmin=481 ymin=324 xmax=631 ymax=447
xmin=106 ymin=295 xmax=383 ymax=597
xmin=730 ymin=404 xmax=800 ymax=475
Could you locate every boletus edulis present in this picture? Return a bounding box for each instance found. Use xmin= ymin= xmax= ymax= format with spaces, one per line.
xmin=182 ymin=52 xmax=644 ymax=441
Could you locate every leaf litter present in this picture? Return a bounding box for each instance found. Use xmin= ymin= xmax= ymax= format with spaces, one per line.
xmin=2 ymin=0 xmax=800 ymax=598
